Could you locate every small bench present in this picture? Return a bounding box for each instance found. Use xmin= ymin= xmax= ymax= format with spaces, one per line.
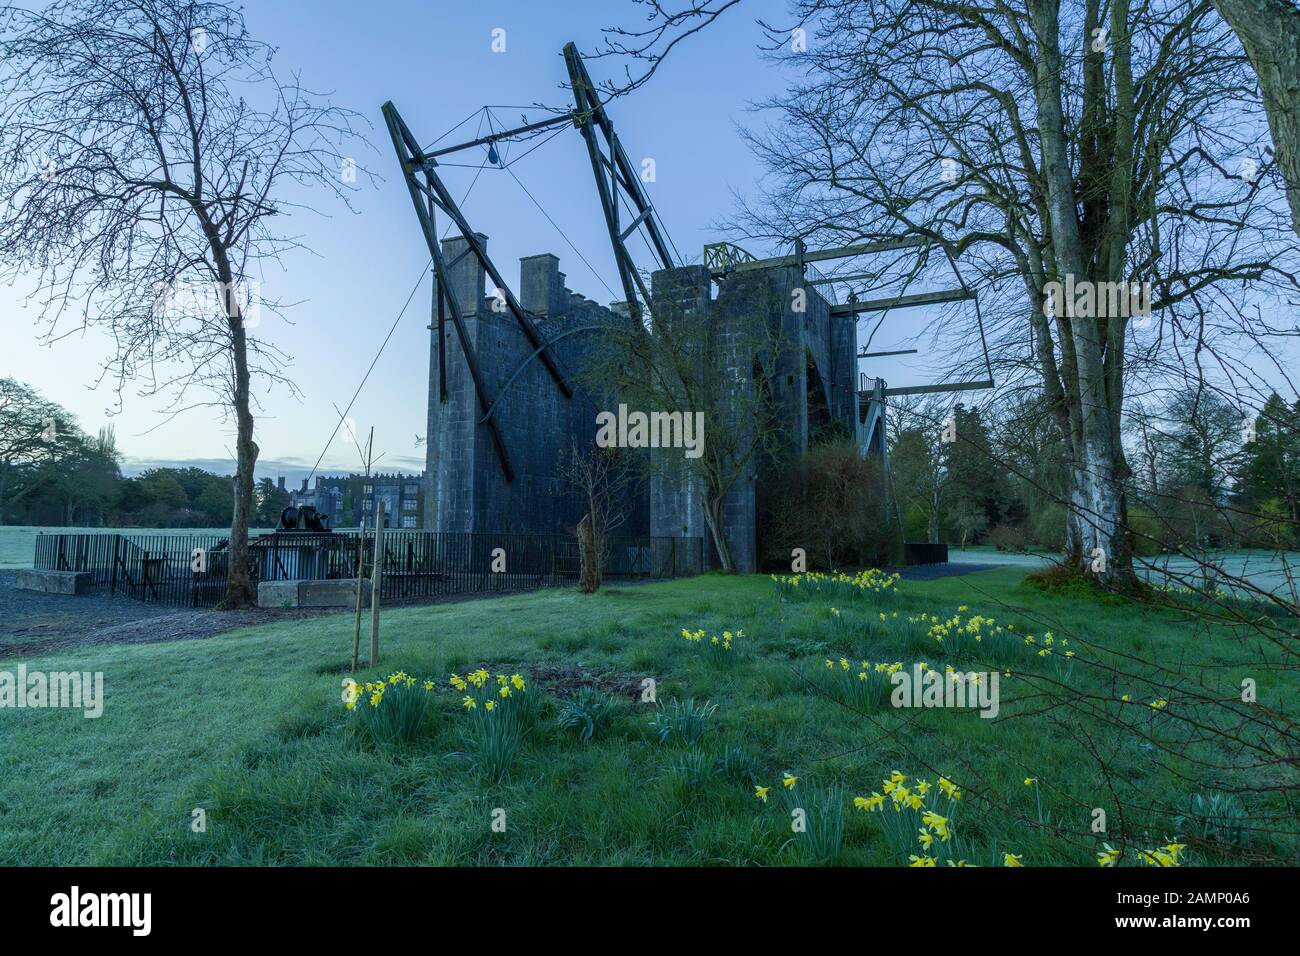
xmin=16 ymin=569 xmax=94 ymax=595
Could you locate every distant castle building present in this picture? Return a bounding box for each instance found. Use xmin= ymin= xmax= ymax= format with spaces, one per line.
xmin=291 ymin=472 xmax=425 ymax=529
xmin=423 ymin=234 xmax=884 ymax=572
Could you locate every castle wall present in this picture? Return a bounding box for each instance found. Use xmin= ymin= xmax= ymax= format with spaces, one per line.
xmin=425 ymin=237 xmax=862 ymax=574
xmin=424 ymin=237 xmax=647 ymax=538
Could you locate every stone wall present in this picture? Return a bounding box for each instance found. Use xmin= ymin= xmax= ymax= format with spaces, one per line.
xmin=424 ymin=238 xmax=862 ymax=574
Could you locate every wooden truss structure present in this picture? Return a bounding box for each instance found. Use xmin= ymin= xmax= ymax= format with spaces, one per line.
xmin=384 ymin=43 xmax=992 ymax=483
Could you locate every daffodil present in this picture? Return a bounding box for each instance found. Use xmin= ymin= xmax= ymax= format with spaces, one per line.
xmin=782 ymin=772 xmax=798 ymax=789
xmin=1097 ymin=844 xmax=1122 ymax=867
xmin=1003 ymin=853 xmax=1024 ymax=867
xmin=755 ymin=785 xmax=769 ymax=803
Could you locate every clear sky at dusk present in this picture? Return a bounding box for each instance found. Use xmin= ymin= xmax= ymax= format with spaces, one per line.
xmin=0 ymin=0 xmax=1092 ymax=483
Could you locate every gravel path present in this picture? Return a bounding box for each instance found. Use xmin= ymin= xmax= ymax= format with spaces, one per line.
xmin=0 ymin=570 xmax=336 ymax=658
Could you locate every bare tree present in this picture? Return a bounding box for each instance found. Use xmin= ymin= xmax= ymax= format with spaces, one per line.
xmin=1212 ymin=0 xmax=1300 ymax=236
xmin=557 ymin=440 xmax=630 ymax=594
xmin=0 ymin=0 xmax=368 ymax=605
xmin=722 ymin=0 xmax=1297 ymax=588
xmin=587 ymin=274 xmax=794 ymax=573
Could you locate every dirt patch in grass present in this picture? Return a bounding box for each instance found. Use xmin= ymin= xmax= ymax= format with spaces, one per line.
xmin=461 ymin=661 xmax=653 ymax=702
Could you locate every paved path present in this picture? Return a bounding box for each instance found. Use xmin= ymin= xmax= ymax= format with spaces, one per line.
xmin=946 ymin=547 xmax=1299 ymax=597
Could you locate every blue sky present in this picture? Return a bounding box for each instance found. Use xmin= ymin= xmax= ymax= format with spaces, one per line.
xmin=10 ymin=0 xmax=888 ymax=483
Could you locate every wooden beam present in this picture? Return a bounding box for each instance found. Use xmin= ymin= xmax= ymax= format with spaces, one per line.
xmin=831 ymin=288 xmax=974 ymax=315
xmin=716 ymin=237 xmax=927 ymax=275
xmin=423 ymin=112 xmax=577 ymax=160
xmin=858 ymin=348 xmax=919 ymax=357
xmin=382 ymin=101 xmax=516 ymax=482
xmin=883 ymin=379 xmax=994 ymax=397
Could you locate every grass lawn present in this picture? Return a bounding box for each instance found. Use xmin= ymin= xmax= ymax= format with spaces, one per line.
xmin=0 ymin=566 xmax=1292 ymax=866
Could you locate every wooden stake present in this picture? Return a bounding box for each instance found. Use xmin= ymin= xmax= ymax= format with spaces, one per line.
xmin=350 ymin=427 xmax=374 ymax=673
xmin=369 ymin=499 xmax=385 ymax=668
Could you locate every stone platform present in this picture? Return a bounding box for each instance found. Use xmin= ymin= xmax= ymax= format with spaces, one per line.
xmin=257 ymin=578 xmax=370 ymax=609
xmin=15 ymin=569 xmax=93 ymax=595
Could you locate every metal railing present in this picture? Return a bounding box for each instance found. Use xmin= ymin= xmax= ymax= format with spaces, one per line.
xmin=33 ymin=530 xmax=704 ymax=608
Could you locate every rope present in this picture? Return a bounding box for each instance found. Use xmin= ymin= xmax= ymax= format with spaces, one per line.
xmin=304 ymin=262 xmax=430 ymax=486
xmin=502 ymin=161 xmax=619 ymax=300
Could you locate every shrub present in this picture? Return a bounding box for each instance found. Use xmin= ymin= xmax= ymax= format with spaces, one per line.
xmin=853 ymin=770 xmax=976 ymax=866
xmin=758 ymin=441 xmax=897 ymax=570
xmin=988 ymin=524 xmax=1028 ymax=551
xmin=813 ymin=657 xmax=893 ymax=712
xmin=714 ymin=744 xmax=761 ymax=783
xmin=666 ymin=749 xmax=714 ymax=789
xmin=556 ymin=687 xmax=620 ymax=742
xmin=1028 ymin=503 xmax=1067 ymax=551
xmin=678 ymin=626 xmax=747 ymax=664
xmin=761 ymin=773 xmax=847 ymax=866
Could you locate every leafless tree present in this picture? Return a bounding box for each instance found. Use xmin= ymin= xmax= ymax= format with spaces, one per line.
xmin=0 ymin=0 xmax=370 ymax=605
xmin=585 ymin=275 xmax=794 ymax=572
xmin=557 ymin=440 xmax=630 ymax=593
xmin=722 ymin=0 xmax=1298 ymax=588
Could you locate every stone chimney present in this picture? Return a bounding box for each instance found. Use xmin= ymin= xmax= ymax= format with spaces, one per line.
xmin=519 ymin=253 xmax=566 ymax=317
xmin=441 ymin=233 xmax=488 ymax=318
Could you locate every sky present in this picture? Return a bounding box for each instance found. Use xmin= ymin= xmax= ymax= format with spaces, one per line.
xmin=1 ymin=0 xmax=951 ymax=486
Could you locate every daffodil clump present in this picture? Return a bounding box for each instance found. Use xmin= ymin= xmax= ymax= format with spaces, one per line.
xmin=852 ymin=770 xmax=1003 ymax=867
xmin=814 ymin=657 xmax=897 ymax=711
xmin=771 ymin=568 xmax=901 ymax=604
xmin=679 ymin=627 xmax=746 ymax=665
xmin=755 ymin=772 xmax=846 ymax=865
xmin=1097 ymin=842 xmax=1187 ymax=867
xmin=342 ymin=670 xmax=435 ymax=747
xmin=449 ymin=669 xmax=540 ymax=782
xmin=449 ymin=668 xmax=527 ymax=711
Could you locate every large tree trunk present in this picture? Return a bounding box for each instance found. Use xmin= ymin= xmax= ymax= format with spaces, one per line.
xmin=1213 ymin=0 xmax=1300 ymax=236
xmin=1029 ymin=0 xmax=1137 ymax=589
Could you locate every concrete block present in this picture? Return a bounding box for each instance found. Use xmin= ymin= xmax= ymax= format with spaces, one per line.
xmin=257 ymin=579 xmax=370 ymax=608
xmin=299 ymin=579 xmax=369 ymax=608
xmin=15 ymin=569 xmax=93 ymax=595
xmin=257 ymin=580 xmax=300 ymax=608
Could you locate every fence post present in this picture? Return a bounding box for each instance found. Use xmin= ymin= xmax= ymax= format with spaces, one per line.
xmin=369 ymin=501 xmax=385 ymax=668
xmin=110 ymin=535 xmax=120 ymax=595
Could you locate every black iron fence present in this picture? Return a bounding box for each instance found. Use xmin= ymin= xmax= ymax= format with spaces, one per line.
xmin=33 ymin=530 xmax=704 ymax=609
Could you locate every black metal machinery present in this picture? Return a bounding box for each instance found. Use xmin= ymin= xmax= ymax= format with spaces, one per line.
xmin=277 ymin=505 xmax=332 ymax=533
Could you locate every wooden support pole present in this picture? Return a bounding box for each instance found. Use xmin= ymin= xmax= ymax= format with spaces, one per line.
xmin=351 ymin=427 xmax=373 ymax=674
xmin=369 ymin=500 xmax=385 ymax=668
xmin=350 ymin=530 xmax=366 ymax=673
